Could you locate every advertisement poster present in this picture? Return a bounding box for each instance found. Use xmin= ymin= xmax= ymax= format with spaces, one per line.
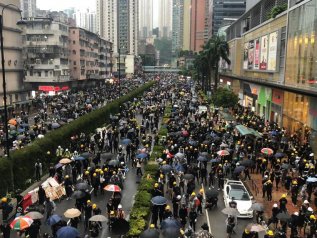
xmin=260 ymin=35 xmax=268 ymax=70
xmin=268 ymin=31 xmax=278 ymax=71
xmin=254 ymin=39 xmax=260 ymax=69
xmin=243 ymin=43 xmax=248 ymax=70
xmin=248 ymin=40 xmax=254 ymax=69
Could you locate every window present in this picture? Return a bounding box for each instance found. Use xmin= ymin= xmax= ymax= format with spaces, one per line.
xmin=74 ymin=61 xmax=76 ymax=65
xmin=45 ymin=71 xmax=48 ymax=77
xmin=73 ymin=50 xmax=76 ymax=55
xmin=73 ymin=40 xmax=76 ymax=44
xmin=37 ymin=71 xmax=41 ymax=77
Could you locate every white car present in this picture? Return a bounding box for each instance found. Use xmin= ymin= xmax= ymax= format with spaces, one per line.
xmin=223 ymin=180 xmax=253 ymax=218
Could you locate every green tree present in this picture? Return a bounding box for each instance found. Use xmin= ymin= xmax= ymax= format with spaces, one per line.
xmin=211 ymin=88 xmax=239 ymax=108
xmin=203 ymin=35 xmax=231 ymax=91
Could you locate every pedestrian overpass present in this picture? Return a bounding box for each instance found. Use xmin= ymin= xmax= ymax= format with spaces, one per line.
xmin=143 ymin=66 xmax=180 ymax=73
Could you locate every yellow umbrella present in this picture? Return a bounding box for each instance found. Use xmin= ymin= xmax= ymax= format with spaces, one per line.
xmin=64 ymin=208 xmax=81 ymax=218
xmin=59 ymin=158 xmax=72 ymax=164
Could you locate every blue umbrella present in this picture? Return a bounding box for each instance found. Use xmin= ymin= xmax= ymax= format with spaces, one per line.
xmin=74 ymin=156 xmax=85 ymax=161
xmin=307 ymin=177 xmax=317 ymax=183
xmin=275 ymin=152 xmax=285 ymax=158
xmin=161 ymin=164 xmax=172 ymax=174
xmin=188 ymin=140 xmax=198 ymax=146
xmin=56 ymin=226 xmax=79 ymax=238
xmin=20 ymin=123 xmax=29 ymax=128
xmin=210 ymin=158 xmax=220 ymax=163
xmin=54 ymin=163 xmax=63 ymax=169
xmin=151 ymin=196 xmax=168 ymax=205
xmin=121 ymin=138 xmax=132 ymax=145
xmin=47 ymin=214 xmax=62 ymax=226
xmin=175 ymin=164 xmax=185 ymax=172
xmin=17 ymin=128 xmax=25 ymax=133
xmin=161 ymin=217 xmax=181 ymax=230
xmin=137 ymin=153 xmax=148 ymax=159
xmin=52 ymin=122 xmax=60 ymax=129
xmin=197 ymin=156 xmax=208 ymax=162
xmin=234 ymin=165 xmax=245 ymax=174
xmin=81 ymin=152 xmax=93 ymax=159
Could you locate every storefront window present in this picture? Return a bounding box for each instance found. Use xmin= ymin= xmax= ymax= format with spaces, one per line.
xmin=285 ymin=0 xmax=317 ymax=88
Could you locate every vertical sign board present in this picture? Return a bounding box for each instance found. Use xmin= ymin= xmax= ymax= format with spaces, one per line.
xmin=260 ymin=35 xmax=268 ymax=70
xmin=248 ymin=40 xmax=254 ymax=69
xmin=267 ymin=31 xmax=278 ymax=71
xmin=243 ymin=43 xmax=249 ymax=69
xmin=254 ymin=39 xmax=260 ymax=70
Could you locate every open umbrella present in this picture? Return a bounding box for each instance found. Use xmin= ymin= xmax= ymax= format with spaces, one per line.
xmin=64 ymin=208 xmax=81 ymax=218
xmin=197 ymin=156 xmax=208 ymax=162
xmin=25 ymin=211 xmax=44 ymax=220
xmin=47 ymin=214 xmax=62 ymax=226
xmin=276 ymin=212 xmax=291 ymax=222
xmin=220 ymin=142 xmax=228 ymax=148
xmin=59 ymin=158 xmax=72 ymax=164
xmin=71 ymin=190 xmax=85 ymax=199
xmin=151 ymin=196 xmax=168 ymax=206
xmin=161 ymin=217 xmax=181 ymax=230
xmin=239 ymin=160 xmax=255 ymax=167
xmin=10 ymin=216 xmax=33 ymax=230
xmin=205 ymin=188 xmax=219 ymax=198
xmin=274 ymin=152 xmax=285 ymax=158
xmin=81 ymin=152 xmax=93 ymax=159
xmin=307 ymin=177 xmax=317 ymax=183
xmin=75 ymin=182 xmax=89 ymax=191
xmin=246 ymin=223 xmax=266 ymax=232
xmin=140 ymin=228 xmax=160 ymax=238
xmin=281 ymin=163 xmax=292 ymax=170
xmin=175 ymin=153 xmax=185 ymax=159
xmin=183 ymin=173 xmax=194 ymax=180
xmin=8 ymin=119 xmax=17 ymax=126
xmin=52 ymin=122 xmax=60 ymax=129
xmin=195 ymin=230 xmax=213 ymax=238
xmin=222 ymin=207 xmax=239 ymax=216
xmin=217 ymin=150 xmax=229 ymax=156
xmin=161 ymin=164 xmax=172 ymax=174
xmin=54 ymin=163 xmax=63 ymax=169
xmin=74 ymin=156 xmax=85 ymax=161
xmin=210 ymin=158 xmax=220 ymax=163
xmin=89 ymin=215 xmax=107 ymax=222
xmin=137 ymin=153 xmax=148 ymax=159
xmin=200 ymin=152 xmax=209 ymax=157
xmin=251 ymin=203 xmax=264 ymax=212
xmin=56 ymin=226 xmax=79 ymax=238
xmin=261 ymin=148 xmax=274 ymax=155
xmin=108 ymin=159 xmax=120 ymax=166
xmin=233 ymin=166 xmax=245 ymax=174
xmin=121 ymin=138 xmax=132 ymax=145
xmin=104 ymin=184 xmax=121 ymax=192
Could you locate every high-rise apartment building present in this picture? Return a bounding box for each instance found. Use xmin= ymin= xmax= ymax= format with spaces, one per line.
xmin=182 ymin=0 xmax=191 ymax=50
xmin=139 ymin=0 xmax=153 ymax=39
xmin=190 ymin=0 xmax=209 ymax=52
xmin=157 ymin=0 xmax=172 ymax=38
xmin=172 ymin=0 xmax=184 ymax=55
xmin=208 ymin=0 xmax=246 ymax=36
xmin=74 ymin=9 xmax=97 ymax=33
xmin=20 ymin=0 xmax=36 ymax=18
xmin=96 ymin=0 xmax=138 ymax=55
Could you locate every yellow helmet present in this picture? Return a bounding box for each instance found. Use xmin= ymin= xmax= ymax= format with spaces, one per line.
xmin=87 ymin=200 xmax=91 ymax=204
xmin=165 ymin=205 xmax=170 ymax=210
xmin=244 ymin=229 xmax=250 ymax=234
xmin=100 ymin=171 xmax=104 ymax=175
xmin=110 ymin=211 xmax=115 ymax=215
xmin=1 ymin=197 xmax=7 ymax=203
xmin=218 ymin=164 xmax=222 ymax=167
xmin=154 ymin=183 xmax=159 ymax=188
xmin=173 ymin=182 xmax=177 ymax=185
xmin=92 ymin=204 xmax=97 ymax=209
xmin=150 ymin=224 xmax=155 ymax=229
xmin=191 ymin=192 xmax=196 ymax=196
xmin=160 ymin=174 xmax=164 ymax=179
xmin=104 ymin=168 xmax=108 ymax=172
xmin=113 ymin=171 xmax=116 ymax=175
xmin=281 ymin=194 xmax=287 ymax=198
xmin=180 ymin=229 xmax=185 ymax=235
xmin=47 ymin=151 xmax=51 ymax=155
xmin=162 ymin=161 xmax=166 ymax=165
xmin=292 ymin=180 xmax=298 ymax=185
xmin=199 ymin=189 xmax=204 ymax=193
xmin=267 ymin=230 xmax=274 ymax=236
xmin=310 ymin=215 xmax=316 ymax=220
xmin=85 ymin=171 xmax=89 ymax=175
xmin=93 ymin=173 xmax=97 ymax=177
xmin=65 ymin=175 xmax=69 ymax=179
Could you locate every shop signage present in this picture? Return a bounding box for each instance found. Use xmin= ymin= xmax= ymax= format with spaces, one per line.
xmin=268 ymin=31 xmax=278 ymax=71
xmin=38 ymin=86 xmax=70 ymax=92
xmin=248 ymin=40 xmax=254 ymax=69
xmin=260 ymin=35 xmax=268 ymax=70
xmin=254 ymin=39 xmax=260 ymax=69
xmin=243 ymin=43 xmax=249 ymax=70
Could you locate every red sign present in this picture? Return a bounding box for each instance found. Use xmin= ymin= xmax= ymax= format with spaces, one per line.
xmin=39 ymin=86 xmax=69 ymax=92
xmin=272 ymin=89 xmax=283 ymax=105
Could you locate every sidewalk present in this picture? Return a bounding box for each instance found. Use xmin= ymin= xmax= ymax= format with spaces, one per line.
xmin=244 ymin=173 xmax=298 ymax=218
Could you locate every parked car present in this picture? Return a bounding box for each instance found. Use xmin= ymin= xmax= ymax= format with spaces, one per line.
xmin=223 ymin=180 xmax=253 ymax=218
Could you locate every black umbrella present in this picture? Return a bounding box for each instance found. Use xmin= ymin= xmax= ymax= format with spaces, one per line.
xmin=276 ymin=212 xmax=291 ymax=222
xmin=111 ymin=218 xmax=130 ymax=234
xmin=72 ymin=190 xmax=85 ymax=199
xmin=274 ymin=152 xmax=285 ymax=158
xmin=183 ymin=174 xmax=194 ymax=180
xmin=140 ymin=229 xmax=160 ymax=238
xmin=151 ymin=196 xmax=168 ymax=206
xmin=200 ymin=152 xmax=209 ymax=157
xmin=205 ymin=188 xmax=219 ymax=198
xmin=281 ymin=163 xmax=292 ymax=170
xmin=81 ymin=152 xmax=93 ymax=159
xmin=233 ymin=166 xmax=245 ymax=174
xmin=161 ymin=217 xmax=181 ymax=230
xmin=197 ymin=156 xmax=208 ymax=162
xmin=161 ymin=164 xmax=172 ymax=174
xmin=108 ymin=159 xmax=120 ymax=166
xmin=239 ymin=160 xmax=255 ymax=167
xmin=75 ymin=182 xmax=89 ymax=191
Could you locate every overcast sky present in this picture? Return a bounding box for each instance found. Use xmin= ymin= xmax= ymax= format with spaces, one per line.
xmin=37 ymin=0 xmax=95 ymax=11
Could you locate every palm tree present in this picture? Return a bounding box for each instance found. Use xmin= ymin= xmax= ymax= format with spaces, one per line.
xmin=203 ymin=35 xmax=231 ymax=91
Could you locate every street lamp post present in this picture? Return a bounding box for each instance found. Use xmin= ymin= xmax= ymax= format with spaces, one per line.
xmin=118 ymin=49 xmax=121 ymax=97
xmin=0 ymin=4 xmax=26 ymax=191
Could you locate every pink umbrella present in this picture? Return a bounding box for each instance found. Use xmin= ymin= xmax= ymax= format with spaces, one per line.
xmin=103 ymin=184 xmax=121 ymax=192
xmin=261 ymin=148 xmax=273 ymax=155
xmin=217 ymin=150 xmax=230 ymax=156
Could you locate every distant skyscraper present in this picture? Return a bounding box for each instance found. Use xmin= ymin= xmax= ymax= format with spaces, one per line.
xmin=208 ymin=0 xmax=246 ymax=36
xmin=139 ymin=0 xmax=153 ymax=39
xmin=20 ymin=0 xmax=36 ymax=18
xmin=182 ymin=0 xmax=191 ymax=50
xmin=96 ymin=0 xmax=138 ymax=55
xmin=157 ymin=0 xmax=172 ymax=38
xmin=73 ymin=9 xmax=96 ymax=33
xmin=63 ymin=7 xmax=75 ymax=19
xmin=172 ymin=0 xmax=184 ymax=55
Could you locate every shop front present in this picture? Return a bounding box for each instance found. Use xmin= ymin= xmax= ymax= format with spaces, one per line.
xmin=270 ymin=89 xmax=284 ymax=126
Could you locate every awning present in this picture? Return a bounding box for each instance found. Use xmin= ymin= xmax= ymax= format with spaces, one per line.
xmin=220 ymin=111 xmax=236 ymax=121
xmin=15 ymin=100 xmax=32 ymax=105
xmin=235 ymin=124 xmax=262 ymax=138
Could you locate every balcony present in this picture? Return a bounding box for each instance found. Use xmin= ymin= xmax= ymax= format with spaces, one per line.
xmin=24 ymin=74 xmax=70 ymax=83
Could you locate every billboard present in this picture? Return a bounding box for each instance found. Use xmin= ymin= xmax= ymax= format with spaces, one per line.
xmin=254 ymin=39 xmax=260 ymax=70
xmin=248 ymin=40 xmax=254 ymax=69
xmin=243 ymin=43 xmax=248 ymax=70
xmin=268 ymin=31 xmax=278 ymax=71
xmin=260 ymin=35 xmax=268 ymax=70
